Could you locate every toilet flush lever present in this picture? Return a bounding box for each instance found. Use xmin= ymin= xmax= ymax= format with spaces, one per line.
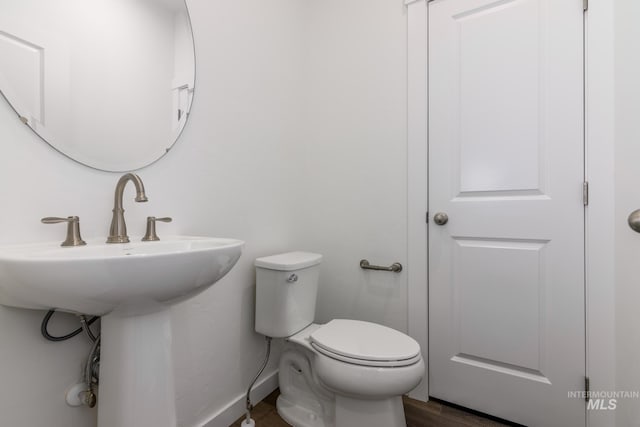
xmin=287 ymin=274 xmax=298 ymax=283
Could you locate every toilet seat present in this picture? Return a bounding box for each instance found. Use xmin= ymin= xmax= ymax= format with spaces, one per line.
xmin=309 ymin=319 xmax=421 ymax=368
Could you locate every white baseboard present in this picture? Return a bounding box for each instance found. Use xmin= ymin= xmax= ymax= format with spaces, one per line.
xmin=196 ymin=369 xmax=279 ymax=427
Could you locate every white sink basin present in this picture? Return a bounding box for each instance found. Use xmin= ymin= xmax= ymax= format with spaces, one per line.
xmin=0 ymin=235 xmax=244 ymax=315
xmin=0 ymin=234 xmax=244 ymax=427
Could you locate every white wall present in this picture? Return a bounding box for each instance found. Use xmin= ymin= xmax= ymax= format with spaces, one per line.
xmin=615 ymin=0 xmax=640 ymax=424
xmin=0 ymin=0 xmax=306 ymax=426
xmin=298 ymin=0 xmax=409 ymax=334
xmin=169 ymin=0 xmax=306 ymax=424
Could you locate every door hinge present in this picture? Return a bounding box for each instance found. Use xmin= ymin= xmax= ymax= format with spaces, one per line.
xmin=426 ymin=211 xmax=429 ymax=223
xmin=585 ymin=376 xmax=590 ymax=402
xmin=583 ymin=182 xmax=589 ymax=206
xmin=583 ymin=0 xmax=588 ymax=11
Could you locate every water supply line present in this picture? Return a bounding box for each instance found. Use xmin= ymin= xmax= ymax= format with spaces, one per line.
xmin=79 ymin=315 xmax=98 ymax=342
xmin=80 ymin=335 xmax=101 ymax=408
xmin=40 ymin=309 xmax=99 ymax=342
xmin=40 ymin=309 xmax=101 ymax=408
xmin=241 ymin=336 xmax=272 ymax=427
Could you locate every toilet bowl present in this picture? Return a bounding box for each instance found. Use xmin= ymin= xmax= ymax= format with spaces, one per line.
xmin=254 ymin=252 xmax=425 ymax=427
xmin=277 ymin=321 xmax=424 ymax=427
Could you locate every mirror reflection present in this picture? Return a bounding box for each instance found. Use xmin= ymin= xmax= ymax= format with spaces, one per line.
xmin=0 ymin=0 xmax=195 ymax=171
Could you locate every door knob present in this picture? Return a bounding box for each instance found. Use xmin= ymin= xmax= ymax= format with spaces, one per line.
xmin=628 ymin=209 xmax=640 ymax=233
xmin=433 ymin=212 xmax=449 ymax=226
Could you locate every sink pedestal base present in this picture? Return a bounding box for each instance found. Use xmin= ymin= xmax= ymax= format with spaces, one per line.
xmin=97 ymin=303 xmax=177 ymax=427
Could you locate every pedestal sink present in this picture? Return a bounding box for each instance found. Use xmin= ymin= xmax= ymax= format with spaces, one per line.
xmin=0 ymin=236 xmax=244 ymax=427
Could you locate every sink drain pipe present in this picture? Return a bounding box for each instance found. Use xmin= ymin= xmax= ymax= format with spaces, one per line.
xmin=241 ymin=336 xmax=272 ymax=427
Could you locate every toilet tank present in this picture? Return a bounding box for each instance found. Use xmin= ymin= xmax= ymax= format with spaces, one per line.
xmin=255 ymin=252 xmax=322 ymax=338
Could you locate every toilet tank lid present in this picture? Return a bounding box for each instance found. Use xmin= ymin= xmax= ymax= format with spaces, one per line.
xmin=255 ymin=251 xmax=322 ymax=271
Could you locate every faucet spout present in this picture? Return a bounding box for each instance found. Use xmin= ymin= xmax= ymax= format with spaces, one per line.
xmin=107 ymin=173 xmax=148 ymax=243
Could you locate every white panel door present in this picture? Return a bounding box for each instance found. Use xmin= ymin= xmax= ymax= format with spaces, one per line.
xmin=428 ymin=0 xmax=585 ymax=426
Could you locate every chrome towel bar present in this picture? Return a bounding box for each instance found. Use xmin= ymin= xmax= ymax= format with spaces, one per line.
xmin=359 ymin=259 xmax=403 ymax=273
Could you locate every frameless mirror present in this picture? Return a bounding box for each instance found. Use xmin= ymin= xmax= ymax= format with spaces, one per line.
xmin=0 ymin=0 xmax=195 ymax=171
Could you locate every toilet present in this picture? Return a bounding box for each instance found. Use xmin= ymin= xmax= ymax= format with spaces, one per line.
xmin=255 ymin=252 xmax=425 ymax=427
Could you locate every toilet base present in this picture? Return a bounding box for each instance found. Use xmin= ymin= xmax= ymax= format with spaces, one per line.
xmin=277 ymin=395 xmax=326 ymax=427
xmin=277 ymin=345 xmax=410 ymax=427
xmin=277 ymin=393 xmax=406 ymax=427
xmin=334 ymin=395 xmax=406 ymax=427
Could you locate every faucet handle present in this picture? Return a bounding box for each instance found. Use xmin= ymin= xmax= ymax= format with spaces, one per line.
xmin=42 ymin=216 xmax=87 ymax=247
xmin=142 ymin=217 xmax=172 ymax=242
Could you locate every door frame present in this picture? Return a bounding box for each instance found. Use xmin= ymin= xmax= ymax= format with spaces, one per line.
xmin=405 ymin=1 xmax=616 ymax=425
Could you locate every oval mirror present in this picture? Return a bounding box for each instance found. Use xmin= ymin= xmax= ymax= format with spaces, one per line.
xmin=0 ymin=0 xmax=195 ymax=171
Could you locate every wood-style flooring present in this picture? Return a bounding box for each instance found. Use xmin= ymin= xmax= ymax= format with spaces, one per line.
xmin=230 ymin=389 xmax=514 ymax=427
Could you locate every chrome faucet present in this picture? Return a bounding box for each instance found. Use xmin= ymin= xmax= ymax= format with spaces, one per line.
xmin=106 ymin=173 xmax=148 ymax=243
